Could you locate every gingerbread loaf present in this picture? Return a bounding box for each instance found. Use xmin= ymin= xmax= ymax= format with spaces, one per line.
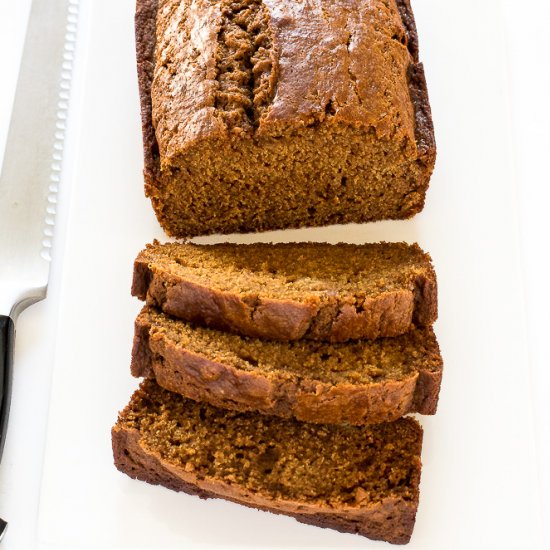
xmin=132 ymin=306 xmax=442 ymax=425
xmin=132 ymin=241 xmax=438 ymax=342
xmin=112 ymin=379 xmax=423 ymax=544
xmin=135 ymin=0 xmax=436 ymax=237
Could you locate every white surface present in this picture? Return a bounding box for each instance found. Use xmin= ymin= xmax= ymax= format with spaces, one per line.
xmin=0 ymin=0 xmax=548 ymax=548
xmin=501 ymin=1 xmax=550 ymax=540
xmin=0 ymin=0 xmax=86 ymax=547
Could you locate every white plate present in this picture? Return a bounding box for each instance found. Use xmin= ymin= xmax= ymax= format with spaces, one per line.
xmin=37 ymin=0 xmax=543 ymax=548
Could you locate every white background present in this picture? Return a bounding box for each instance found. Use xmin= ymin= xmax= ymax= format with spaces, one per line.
xmin=0 ymin=0 xmax=548 ymax=548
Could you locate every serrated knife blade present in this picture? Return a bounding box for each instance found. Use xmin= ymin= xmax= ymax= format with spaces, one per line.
xmin=0 ymin=0 xmax=78 ymax=537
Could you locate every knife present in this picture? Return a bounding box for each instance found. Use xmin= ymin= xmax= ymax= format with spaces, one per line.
xmin=0 ymin=0 xmax=79 ymax=538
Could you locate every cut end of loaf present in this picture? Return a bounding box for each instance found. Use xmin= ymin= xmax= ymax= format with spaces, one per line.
xmin=149 ymin=124 xmax=432 ymax=237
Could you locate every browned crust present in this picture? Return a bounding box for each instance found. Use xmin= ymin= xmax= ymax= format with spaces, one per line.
xmin=411 ymin=364 xmax=442 ymax=414
xmin=112 ymin=422 xmax=421 ymax=544
xmin=395 ymin=0 xmax=437 ymax=168
xmin=136 ymin=266 xmax=318 ymax=341
xmin=408 ymin=62 xmax=436 ymax=166
xmin=131 ymin=308 xmax=442 ymax=424
xmin=131 ymin=257 xmax=438 ymax=344
xmin=135 ymin=0 xmax=160 ymax=192
xmin=395 ymin=0 xmax=419 ymax=61
xmin=412 ymin=268 xmax=438 ymax=326
xmin=135 ymin=0 xmax=436 ymax=234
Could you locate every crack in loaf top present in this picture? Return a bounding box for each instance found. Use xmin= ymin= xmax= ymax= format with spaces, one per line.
xmin=152 ymin=0 xmax=418 ymax=167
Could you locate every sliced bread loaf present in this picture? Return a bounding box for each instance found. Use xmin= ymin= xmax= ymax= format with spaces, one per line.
xmin=132 ymin=241 xmax=437 ymax=342
xmin=133 ymin=306 xmax=442 ymax=425
xmin=112 ymin=379 xmax=423 ymax=544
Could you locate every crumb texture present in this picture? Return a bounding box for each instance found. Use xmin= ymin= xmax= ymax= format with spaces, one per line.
xmin=115 ymin=380 xmax=422 ymax=507
xmin=139 ymin=241 xmax=433 ymax=298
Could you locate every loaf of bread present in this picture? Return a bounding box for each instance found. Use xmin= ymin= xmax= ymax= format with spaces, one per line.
xmin=135 ymin=0 xmax=436 ymax=237
xmin=133 ymin=306 xmax=442 ymax=425
xmin=132 ymin=241 xmax=438 ymax=342
xmin=112 ymin=379 xmax=423 ymax=544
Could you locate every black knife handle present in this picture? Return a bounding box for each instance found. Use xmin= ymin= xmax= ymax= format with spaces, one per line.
xmin=0 ymin=315 xmax=15 ymax=463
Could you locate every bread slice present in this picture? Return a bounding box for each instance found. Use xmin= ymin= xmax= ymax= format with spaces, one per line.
xmin=112 ymin=379 xmax=423 ymax=544
xmin=133 ymin=306 xmax=442 ymax=425
xmin=132 ymin=241 xmax=437 ymax=342
xmin=135 ymin=0 xmax=435 ymax=237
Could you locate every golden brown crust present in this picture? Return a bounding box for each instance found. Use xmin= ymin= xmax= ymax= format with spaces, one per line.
xmin=112 ymin=418 xmax=421 ymax=544
xmin=131 ymin=307 xmax=442 ymax=424
xmin=152 ymin=0 xmax=417 ymax=157
xmin=140 ymin=269 xmax=318 ymax=340
xmin=137 ymin=273 xmax=431 ymax=341
xmin=135 ymin=0 xmax=435 ymax=161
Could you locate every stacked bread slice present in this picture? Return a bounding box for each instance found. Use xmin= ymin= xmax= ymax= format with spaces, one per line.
xmin=112 ymin=241 xmax=442 ymax=544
